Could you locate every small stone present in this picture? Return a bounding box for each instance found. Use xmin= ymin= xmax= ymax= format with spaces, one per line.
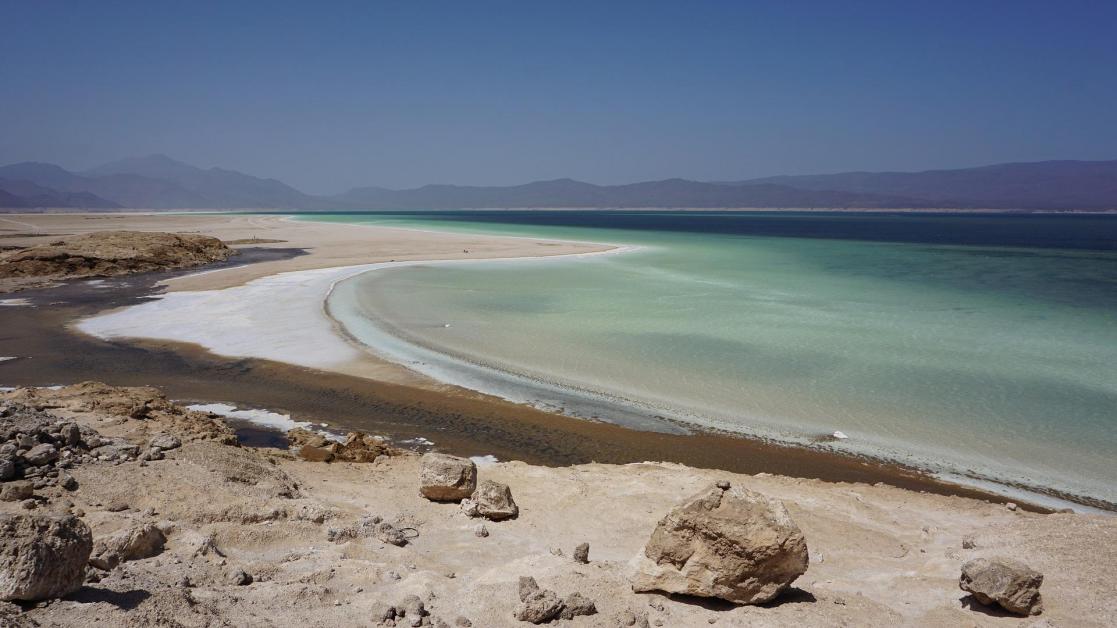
xmin=518 ymin=576 xmax=540 ymax=602
xmin=962 ymin=535 xmax=976 ymax=550
xmin=715 ymin=480 xmax=731 ymax=490
xmin=515 ymin=588 xmax=563 ymax=624
xmin=573 ymin=542 xmax=589 ymax=564
xmin=396 ymin=594 xmax=426 ymax=618
xmin=461 ymin=480 xmax=518 ymax=520
xmin=228 ymin=568 xmax=253 ymax=585
xmin=58 ymin=473 xmax=78 ymax=491
xmin=22 ymin=444 xmax=58 ymax=467
xmin=558 ymin=591 xmax=597 ymax=619
xmin=1006 ymin=502 xmax=1018 ymax=512
xmin=148 ymin=433 xmax=181 ymax=451
xmin=20 ymin=499 xmax=36 ymax=510
xmin=59 ymin=424 xmax=81 ymax=447
xmin=474 ymin=523 xmax=489 ymax=538
xmin=372 ymin=601 xmax=396 ymax=622
xmin=1 ymin=481 xmax=34 ymax=502
xmin=454 ymin=617 xmax=472 ymax=627
xmin=0 ymin=458 xmax=14 ymax=481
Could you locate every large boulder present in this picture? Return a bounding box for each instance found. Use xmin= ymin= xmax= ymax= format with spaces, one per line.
xmin=960 ymin=557 xmax=1044 ymax=616
xmin=630 ymin=483 xmax=808 ymax=605
xmin=0 ymin=514 xmax=93 ymax=601
xmin=461 ymin=480 xmax=519 ymax=520
xmin=418 ymin=453 xmax=477 ymax=502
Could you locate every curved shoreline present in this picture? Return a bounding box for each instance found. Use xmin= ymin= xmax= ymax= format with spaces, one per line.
xmin=327 ymin=265 xmax=1114 ymax=514
xmin=80 ymin=247 xmax=1110 ymax=512
xmin=54 ymin=213 xmax=1112 ymax=513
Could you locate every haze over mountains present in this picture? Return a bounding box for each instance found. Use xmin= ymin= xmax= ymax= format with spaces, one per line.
xmin=1 ymin=155 xmax=1115 ymax=211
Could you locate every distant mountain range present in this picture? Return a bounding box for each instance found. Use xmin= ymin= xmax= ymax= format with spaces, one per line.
xmin=2 ymin=155 xmax=1116 ymax=211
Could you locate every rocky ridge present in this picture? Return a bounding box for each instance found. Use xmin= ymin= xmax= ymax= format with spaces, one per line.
xmin=0 ymin=230 xmax=234 ymax=293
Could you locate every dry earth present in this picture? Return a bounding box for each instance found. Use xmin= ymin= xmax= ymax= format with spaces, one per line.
xmin=0 ymin=384 xmax=1113 ymax=627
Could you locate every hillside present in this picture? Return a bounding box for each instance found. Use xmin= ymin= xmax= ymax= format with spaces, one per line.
xmin=2 ymin=157 xmax=1116 ymax=211
xmin=741 ymin=160 xmax=1117 ymax=210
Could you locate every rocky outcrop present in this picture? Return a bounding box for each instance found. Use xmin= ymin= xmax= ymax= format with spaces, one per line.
xmin=1 ymin=401 xmax=110 ymax=492
xmin=960 ymin=557 xmax=1044 ymax=616
xmin=630 ymin=482 xmax=808 ymax=605
xmin=418 ymin=453 xmax=477 ymax=502
xmin=558 ymin=592 xmax=596 ymax=620
xmin=327 ymin=516 xmax=409 ymax=547
xmin=514 ymin=576 xmax=596 ymax=624
xmin=287 ymin=428 xmax=397 ymax=463
xmin=516 ymin=577 xmax=564 ymax=624
xmin=461 ymin=479 xmax=518 ymax=520
xmin=0 ymin=514 xmax=93 ymax=601
xmin=3 ymin=382 xmax=238 ymax=446
xmin=0 ymin=231 xmax=234 ymax=290
xmin=89 ymin=523 xmax=167 ymax=570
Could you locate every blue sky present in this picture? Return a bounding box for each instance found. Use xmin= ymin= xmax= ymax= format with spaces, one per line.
xmin=2 ymin=1 xmax=1115 ymax=192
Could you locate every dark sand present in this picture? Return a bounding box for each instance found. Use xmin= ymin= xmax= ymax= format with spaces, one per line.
xmin=0 ymin=251 xmax=1053 ymax=511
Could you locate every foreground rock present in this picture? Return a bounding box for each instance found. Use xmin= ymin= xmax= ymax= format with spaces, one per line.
xmin=514 ymin=576 xmax=595 ymax=624
xmin=960 ymin=557 xmax=1044 ymax=616
xmin=287 ymin=428 xmax=398 ymax=463
xmin=630 ymin=482 xmax=809 ymax=604
xmin=0 ymin=230 xmax=234 ymax=293
xmin=419 ymin=453 xmax=477 ymax=501
xmin=0 ymin=514 xmax=93 ymax=601
xmin=461 ymin=479 xmax=518 ymax=520
xmin=89 ymin=523 xmax=166 ymax=570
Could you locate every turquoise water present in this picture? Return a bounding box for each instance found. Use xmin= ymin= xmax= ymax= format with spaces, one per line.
xmin=302 ymin=212 xmax=1117 ymax=507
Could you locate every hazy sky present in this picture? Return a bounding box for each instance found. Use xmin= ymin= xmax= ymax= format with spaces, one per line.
xmin=2 ymin=1 xmax=1116 ymax=193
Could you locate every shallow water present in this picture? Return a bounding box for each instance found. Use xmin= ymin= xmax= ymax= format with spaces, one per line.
xmin=304 ymin=211 xmax=1117 ymax=506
